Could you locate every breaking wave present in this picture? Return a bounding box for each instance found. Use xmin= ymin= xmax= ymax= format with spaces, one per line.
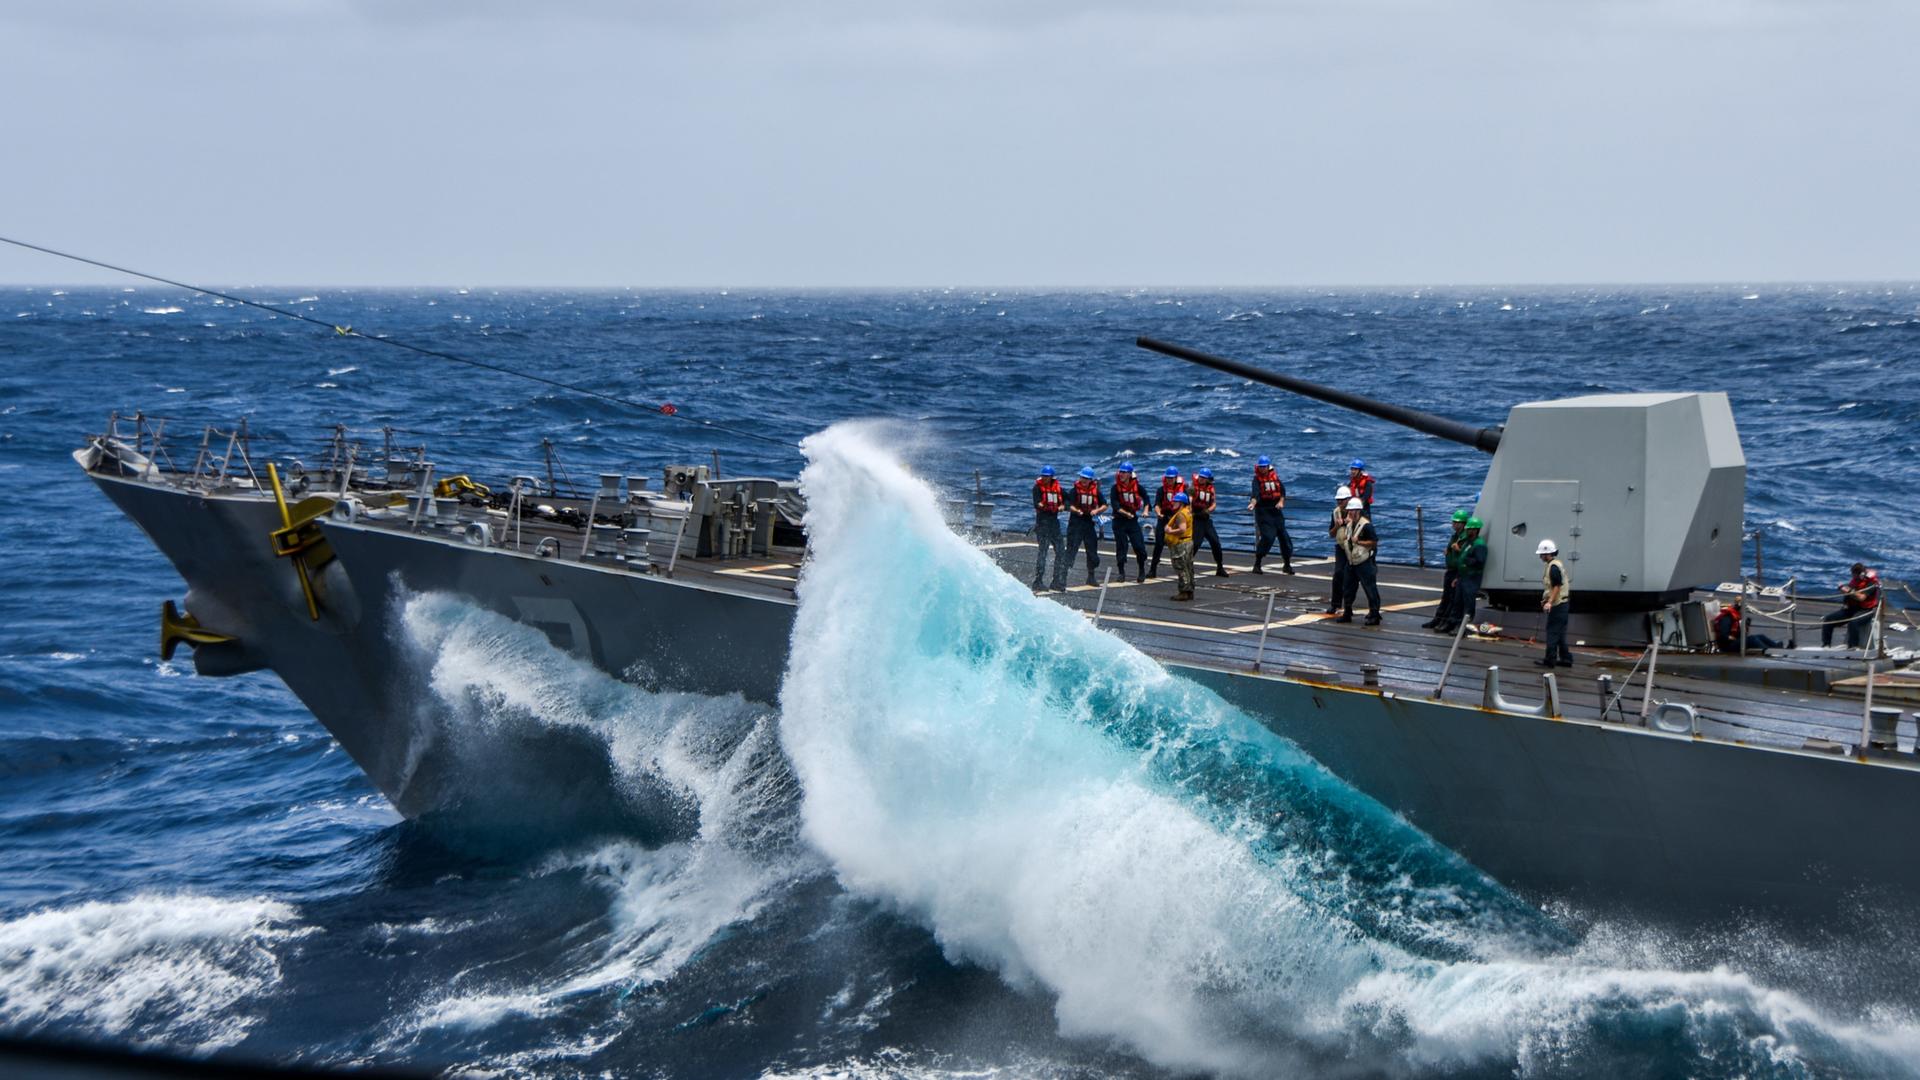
xmin=779 ymin=421 xmax=1920 ymax=1077
xmin=0 ymin=894 xmax=308 ymax=1052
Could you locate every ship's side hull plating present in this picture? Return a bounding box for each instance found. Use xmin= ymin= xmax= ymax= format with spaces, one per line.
xmin=93 ymin=472 xmax=1920 ymax=923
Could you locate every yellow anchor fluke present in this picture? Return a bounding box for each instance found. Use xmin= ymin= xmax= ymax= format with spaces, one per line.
xmin=161 ymin=600 xmax=234 ymax=662
xmin=267 ymin=463 xmax=337 ymax=621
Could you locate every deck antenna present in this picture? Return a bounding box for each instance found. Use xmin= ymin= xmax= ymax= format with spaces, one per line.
xmin=0 ymin=234 xmax=801 ymax=451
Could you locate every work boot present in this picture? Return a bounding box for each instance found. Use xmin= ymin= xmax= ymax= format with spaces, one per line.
xmin=1333 ymin=612 xmax=1354 ymax=623
xmin=1173 ymin=592 xmax=1193 ymax=602
xmin=1137 ymin=559 xmax=1147 ymax=580
xmin=1251 ymin=560 xmax=1265 ymax=575
xmin=1430 ymin=621 xmax=1454 ymax=634
xmin=1533 ymin=658 xmax=1556 ymax=668
xmin=1363 ymin=613 xmax=1381 ymax=626
xmin=1050 ymin=578 xmax=1066 ymax=592
xmin=1214 ymin=565 xmax=1228 ymax=577
xmin=1419 ymin=617 xmax=1438 ymax=629
xmin=1147 ymin=561 xmax=1159 ymax=578
xmin=1115 ymin=568 xmax=1129 ymax=583
xmin=1282 ymin=562 xmax=1296 ymax=575
xmin=1086 ymin=575 xmax=1098 ymax=587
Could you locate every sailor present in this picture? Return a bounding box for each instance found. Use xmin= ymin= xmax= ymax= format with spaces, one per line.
xmin=1063 ymin=466 xmax=1106 ymax=586
xmin=1030 ymin=465 xmax=1067 ymax=591
xmin=1346 ymin=459 xmax=1375 ymax=518
xmin=1165 ymin=491 xmax=1197 ymax=601
xmin=1713 ymin=599 xmax=1782 ymax=654
xmin=1147 ymin=466 xmax=1187 ymax=578
xmin=1820 ymin=563 xmax=1881 ymax=648
xmin=1326 ymin=484 xmax=1352 ymax=613
xmin=1433 ymin=516 xmax=1486 ymax=634
xmin=1190 ymin=468 xmax=1227 ymax=577
xmin=1247 ymin=456 xmax=1294 ymax=575
xmin=1423 ymin=509 xmax=1470 ymax=630
xmin=1334 ymin=497 xmax=1381 ymax=624
xmin=1536 ymin=539 xmax=1573 ymax=667
xmin=1106 ymin=462 xmax=1150 ymax=582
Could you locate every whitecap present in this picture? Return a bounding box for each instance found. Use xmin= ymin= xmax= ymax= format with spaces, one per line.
xmin=142 ymin=306 xmax=184 ymax=315
xmin=164 ymin=387 xmax=187 ymax=394
xmin=325 ymin=366 xmax=358 ymax=377
xmin=315 ymin=382 xmax=338 ymax=389
xmin=0 ymin=894 xmax=309 ymax=1051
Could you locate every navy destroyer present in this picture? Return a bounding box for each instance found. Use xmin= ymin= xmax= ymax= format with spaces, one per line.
xmin=78 ymin=338 xmax=1920 ymax=925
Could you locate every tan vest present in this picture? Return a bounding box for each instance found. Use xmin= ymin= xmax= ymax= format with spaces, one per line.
xmin=1542 ymin=557 xmax=1572 ymax=605
xmin=1341 ymin=519 xmax=1375 ymax=565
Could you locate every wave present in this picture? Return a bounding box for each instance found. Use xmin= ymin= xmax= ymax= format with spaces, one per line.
xmin=379 ymin=593 xmax=816 ymax=1054
xmin=0 ymin=894 xmax=308 ymax=1052
xmin=778 ymin=421 xmax=1920 ymax=1078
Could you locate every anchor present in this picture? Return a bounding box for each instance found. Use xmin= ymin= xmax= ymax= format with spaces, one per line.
xmin=267 ymin=462 xmax=338 ymax=621
xmin=160 ymin=599 xmax=234 ymax=662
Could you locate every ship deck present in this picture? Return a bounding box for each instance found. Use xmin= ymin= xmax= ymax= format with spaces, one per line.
xmin=686 ymin=527 xmax=1919 ymax=761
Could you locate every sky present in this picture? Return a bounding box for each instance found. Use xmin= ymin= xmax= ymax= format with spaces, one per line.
xmin=1 ymin=0 xmax=1915 ymax=287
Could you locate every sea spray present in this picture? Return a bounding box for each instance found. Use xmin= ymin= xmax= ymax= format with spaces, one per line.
xmin=780 ymin=422 xmax=1920 ymax=1077
xmin=381 ymin=593 xmax=817 ymax=1051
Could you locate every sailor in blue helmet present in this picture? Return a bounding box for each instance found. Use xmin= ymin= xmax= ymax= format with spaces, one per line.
xmin=1030 ymin=465 xmax=1067 ymax=591
xmin=1147 ymin=465 xmax=1188 ymax=578
xmin=1346 ymin=458 xmax=1375 ymax=518
xmin=1188 ymin=467 xmax=1227 ymax=576
xmin=1106 ymin=462 xmax=1150 ymax=582
xmin=1247 ymin=455 xmax=1294 ymax=574
xmin=1062 ymin=466 xmax=1107 ymax=586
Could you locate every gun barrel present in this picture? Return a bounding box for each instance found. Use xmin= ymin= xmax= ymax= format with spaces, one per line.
xmin=1136 ymin=336 xmax=1502 ymax=454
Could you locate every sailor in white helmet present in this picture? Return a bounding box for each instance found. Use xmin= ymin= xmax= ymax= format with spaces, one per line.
xmin=1536 ymin=539 xmax=1573 ymax=667
xmin=1326 ymin=484 xmax=1354 ymax=614
xmin=1335 ymin=497 xmax=1382 ymax=624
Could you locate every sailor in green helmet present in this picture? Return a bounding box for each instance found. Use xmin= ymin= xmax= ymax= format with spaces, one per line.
xmin=1422 ymin=508 xmax=1472 ymax=630
xmin=1433 ymin=515 xmax=1487 ymax=634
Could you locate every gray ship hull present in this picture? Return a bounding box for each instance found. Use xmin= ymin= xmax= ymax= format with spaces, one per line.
xmin=90 ymin=469 xmax=1920 ymax=924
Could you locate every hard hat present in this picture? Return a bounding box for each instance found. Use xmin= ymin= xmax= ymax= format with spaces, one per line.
xmin=1336 ymin=485 xmax=1352 ymax=499
xmin=1118 ymin=461 xmax=1135 ymax=473
xmin=1196 ymin=467 xmax=1213 ymax=480
xmin=1256 ymin=455 xmax=1272 ymax=467
xmin=1078 ymin=466 xmax=1096 ymax=480
xmin=1536 ymin=539 xmax=1558 ymax=556
xmin=1465 ymin=516 xmax=1483 ymax=530
xmin=1451 ymin=508 xmax=1470 ymax=523
xmin=1173 ymin=492 xmax=1189 ymax=504
xmin=1350 ymin=458 xmax=1366 ymax=470
xmin=1164 ymin=465 xmax=1180 ymax=478
xmin=1039 ymin=465 xmax=1055 ymax=477
xmin=1345 ymin=497 xmax=1364 ymax=510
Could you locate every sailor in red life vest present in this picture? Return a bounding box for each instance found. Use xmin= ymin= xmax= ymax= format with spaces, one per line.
xmin=1246 ymin=456 xmax=1294 ymax=575
xmin=1189 ymin=468 xmax=1227 ymax=577
xmin=1030 ymin=466 xmax=1067 ymax=592
xmin=1106 ymin=462 xmax=1150 ymax=582
xmin=1063 ymin=466 xmax=1107 ymax=586
xmin=1147 ymin=466 xmax=1187 ymax=579
xmin=1822 ymin=562 xmax=1882 ymax=648
xmin=1347 ymin=459 xmax=1375 ymax=518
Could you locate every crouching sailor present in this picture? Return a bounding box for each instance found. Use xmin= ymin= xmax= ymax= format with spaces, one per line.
xmin=1064 ymin=466 xmax=1107 ymax=586
xmin=1821 ymin=563 xmax=1881 ymax=648
xmin=1031 ymin=466 xmax=1067 ymax=591
xmin=1165 ymin=491 xmax=1197 ymax=601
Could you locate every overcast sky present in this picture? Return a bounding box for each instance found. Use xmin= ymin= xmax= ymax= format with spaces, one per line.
xmin=2 ymin=0 xmax=1914 ymax=287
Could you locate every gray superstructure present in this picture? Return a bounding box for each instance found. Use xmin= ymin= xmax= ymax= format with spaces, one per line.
xmin=77 ymin=402 xmax=1920 ymax=925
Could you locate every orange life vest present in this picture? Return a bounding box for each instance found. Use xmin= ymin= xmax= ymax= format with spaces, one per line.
xmin=1070 ymin=478 xmax=1103 ymax=514
xmin=1191 ymin=480 xmax=1216 ymax=514
xmin=1112 ymin=477 xmax=1146 ymax=514
xmin=1156 ymin=479 xmax=1186 ymax=515
xmin=1253 ymin=468 xmax=1284 ymax=505
xmin=1034 ymin=478 xmax=1064 ymax=514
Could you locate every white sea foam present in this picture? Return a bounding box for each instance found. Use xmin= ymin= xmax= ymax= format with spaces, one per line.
xmin=779 ymin=422 xmax=1920 ymax=1078
xmin=326 ymin=365 xmax=358 ymax=376
xmin=383 ymin=595 xmax=811 ymax=1047
xmin=0 ymin=894 xmax=308 ymax=1051
xmin=142 ymin=306 xmax=184 ymax=315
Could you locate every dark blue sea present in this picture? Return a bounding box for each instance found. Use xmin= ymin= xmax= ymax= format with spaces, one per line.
xmin=2 ymin=285 xmax=1918 ymax=1078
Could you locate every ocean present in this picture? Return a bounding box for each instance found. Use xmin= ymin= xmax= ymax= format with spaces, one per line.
xmin=2 ymin=284 xmax=1918 ymax=1078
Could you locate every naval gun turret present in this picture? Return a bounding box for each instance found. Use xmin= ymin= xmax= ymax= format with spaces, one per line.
xmin=1137 ymin=337 xmax=1747 ymax=614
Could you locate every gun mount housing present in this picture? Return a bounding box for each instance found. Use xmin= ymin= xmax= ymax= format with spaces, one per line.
xmin=1137 ymin=337 xmax=1747 ymax=615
